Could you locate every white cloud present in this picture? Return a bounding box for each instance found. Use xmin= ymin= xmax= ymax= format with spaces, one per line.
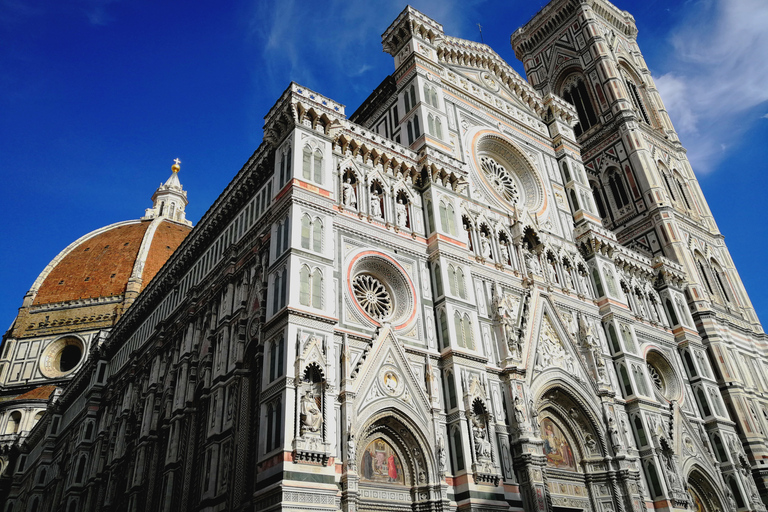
xmin=247 ymin=0 xmax=477 ymax=98
xmin=653 ymin=0 xmax=768 ymax=173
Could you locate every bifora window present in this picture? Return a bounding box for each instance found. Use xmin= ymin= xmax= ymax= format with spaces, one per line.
xmin=562 ymin=77 xmax=598 ymax=137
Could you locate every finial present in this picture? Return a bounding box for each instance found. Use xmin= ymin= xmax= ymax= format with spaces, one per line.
xmin=172 ymin=158 xmax=181 ymax=173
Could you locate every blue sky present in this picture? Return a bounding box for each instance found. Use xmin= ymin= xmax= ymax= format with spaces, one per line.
xmin=1 ymin=0 xmax=767 ymax=331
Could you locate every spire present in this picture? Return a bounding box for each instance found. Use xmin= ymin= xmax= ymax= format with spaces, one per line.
xmin=142 ymin=158 xmax=192 ymax=226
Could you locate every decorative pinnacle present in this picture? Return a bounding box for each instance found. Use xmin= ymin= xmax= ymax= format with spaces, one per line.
xmin=172 ymin=158 xmax=181 ymax=173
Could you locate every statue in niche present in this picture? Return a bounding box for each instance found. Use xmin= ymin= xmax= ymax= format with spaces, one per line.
xmin=480 ymin=232 xmax=492 ymax=259
xmin=437 ymin=434 xmax=447 ymax=474
xmin=584 ymin=433 xmax=597 ymax=452
xmin=662 ymin=452 xmax=681 ymax=490
xmin=347 ymin=429 xmax=356 ymax=468
xmin=513 ymin=397 xmax=527 ymax=426
xmin=473 ymin=424 xmax=492 ymax=460
xmin=563 ymin=266 xmax=574 ymax=289
xmin=547 ymin=259 xmax=558 ymax=284
xmin=370 ymin=190 xmax=382 ymax=218
xmin=524 ymin=251 xmax=541 ymax=275
xmin=499 ymin=242 xmax=511 ymax=265
xmin=300 ymin=389 xmax=322 ymax=435
xmin=622 ymin=419 xmax=635 ymax=449
xmin=608 ymin=417 xmax=622 ymax=451
xmin=342 ymin=177 xmax=357 ymax=208
xmin=636 ymin=295 xmax=647 ymax=318
xmin=396 ymin=198 xmax=408 ymax=227
xmin=742 ymin=464 xmax=760 ymax=502
xmin=493 ymin=286 xmax=520 ymax=359
xmin=578 ymin=315 xmax=597 ymax=349
xmin=577 ymin=268 xmax=590 ymax=296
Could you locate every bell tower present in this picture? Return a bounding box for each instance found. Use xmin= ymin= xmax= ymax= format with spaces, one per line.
xmin=513 ymin=1 xmax=768 ymax=508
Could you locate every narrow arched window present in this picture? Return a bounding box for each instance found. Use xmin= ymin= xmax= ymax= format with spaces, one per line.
xmin=619 ymin=365 xmax=633 ymax=397
xmin=608 ymin=324 xmax=621 ymax=353
xmin=591 ymin=183 xmax=607 ymax=218
xmin=676 ymin=178 xmax=691 ymax=209
xmin=446 ymin=372 xmax=457 ymax=409
xmin=454 ymin=314 xmax=464 ymax=348
xmin=697 ymin=260 xmax=714 ymax=295
xmin=456 ymin=268 xmax=466 ymax=299
xmin=665 ymin=299 xmax=679 ymax=326
xmin=282 ymin=218 xmax=290 ymax=251
xmin=409 ymin=85 xmax=416 ymax=110
xmin=280 ymin=268 xmax=287 ymax=308
xmin=75 ymin=456 xmax=87 ymax=484
xmin=447 ymin=204 xmax=456 ymax=235
xmin=463 ymin=316 xmax=474 ymax=350
xmin=407 ymin=121 xmax=414 ymax=145
xmin=302 ymin=146 xmax=312 ymax=180
xmin=646 ymin=462 xmax=662 ymax=497
xmin=633 ymin=416 xmax=648 ymax=447
xmin=312 ymin=220 xmax=322 ymax=252
xmin=439 ymin=310 xmax=449 ymax=349
xmin=711 ymin=261 xmax=731 ymax=303
xmin=404 ymin=91 xmax=411 ymax=113
xmin=428 ymin=114 xmax=435 ymax=136
xmin=272 ymin=272 xmax=281 ymax=314
xmin=439 ymin=201 xmax=449 ymax=232
xmin=625 ymin=78 xmax=650 ymax=124
xmin=633 ymin=365 xmax=649 ymax=396
xmin=433 ymin=263 xmax=443 ymax=297
xmin=299 ymin=266 xmax=311 ymax=306
xmin=592 ymin=268 xmax=605 ymax=297
xmin=265 ymin=403 xmax=274 ymax=451
xmin=300 ymin=215 xmax=311 ymax=249
xmin=435 ymin=117 xmax=443 ymax=139
xmin=273 ymin=396 xmax=282 ymax=450
xmin=696 ymin=388 xmax=712 ymax=417
xmin=568 ymin=189 xmax=579 ymax=214
xmin=413 ymin=115 xmax=421 ymax=139
xmin=448 ymin=265 xmax=458 ymax=296
xmin=311 ymin=269 xmax=323 ymax=307
xmin=313 ymin=150 xmax=323 ymax=183
xmin=608 ymin=170 xmax=629 ymax=208
xmin=662 ymin=172 xmax=676 ymax=201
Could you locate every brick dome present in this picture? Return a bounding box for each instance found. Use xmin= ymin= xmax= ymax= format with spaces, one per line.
xmin=30 ymin=219 xmax=191 ymax=306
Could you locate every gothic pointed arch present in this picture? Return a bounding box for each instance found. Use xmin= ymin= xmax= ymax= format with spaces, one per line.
xmin=356 ymin=409 xmax=437 ymax=509
xmin=686 ymin=466 xmax=727 ymax=512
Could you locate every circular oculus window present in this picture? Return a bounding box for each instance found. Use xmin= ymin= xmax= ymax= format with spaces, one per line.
xmin=347 ymin=252 xmax=416 ymax=330
xmin=646 ymin=351 xmax=681 ymax=401
xmin=473 ymin=134 xmax=545 ymax=213
xmin=39 ymin=336 xmax=84 ymax=378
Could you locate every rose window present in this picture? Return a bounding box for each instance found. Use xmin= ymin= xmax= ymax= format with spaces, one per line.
xmin=353 ymin=274 xmax=392 ymax=319
xmin=480 ymin=156 xmax=519 ymax=205
xmin=647 ymin=363 xmax=663 ymax=391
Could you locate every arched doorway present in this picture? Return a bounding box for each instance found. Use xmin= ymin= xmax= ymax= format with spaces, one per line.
xmin=687 ymin=469 xmax=726 ymax=512
xmin=533 ymin=385 xmax=640 ymax=512
xmin=355 ymin=413 xmax=435 ymax=512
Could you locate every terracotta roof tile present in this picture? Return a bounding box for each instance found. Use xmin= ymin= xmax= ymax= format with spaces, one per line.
xmin=13 ymin=385 xmax=57 ymax=401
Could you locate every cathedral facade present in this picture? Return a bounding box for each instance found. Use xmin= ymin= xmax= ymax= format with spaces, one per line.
xmin=2 ymin=1 xmax=767 ymax=511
